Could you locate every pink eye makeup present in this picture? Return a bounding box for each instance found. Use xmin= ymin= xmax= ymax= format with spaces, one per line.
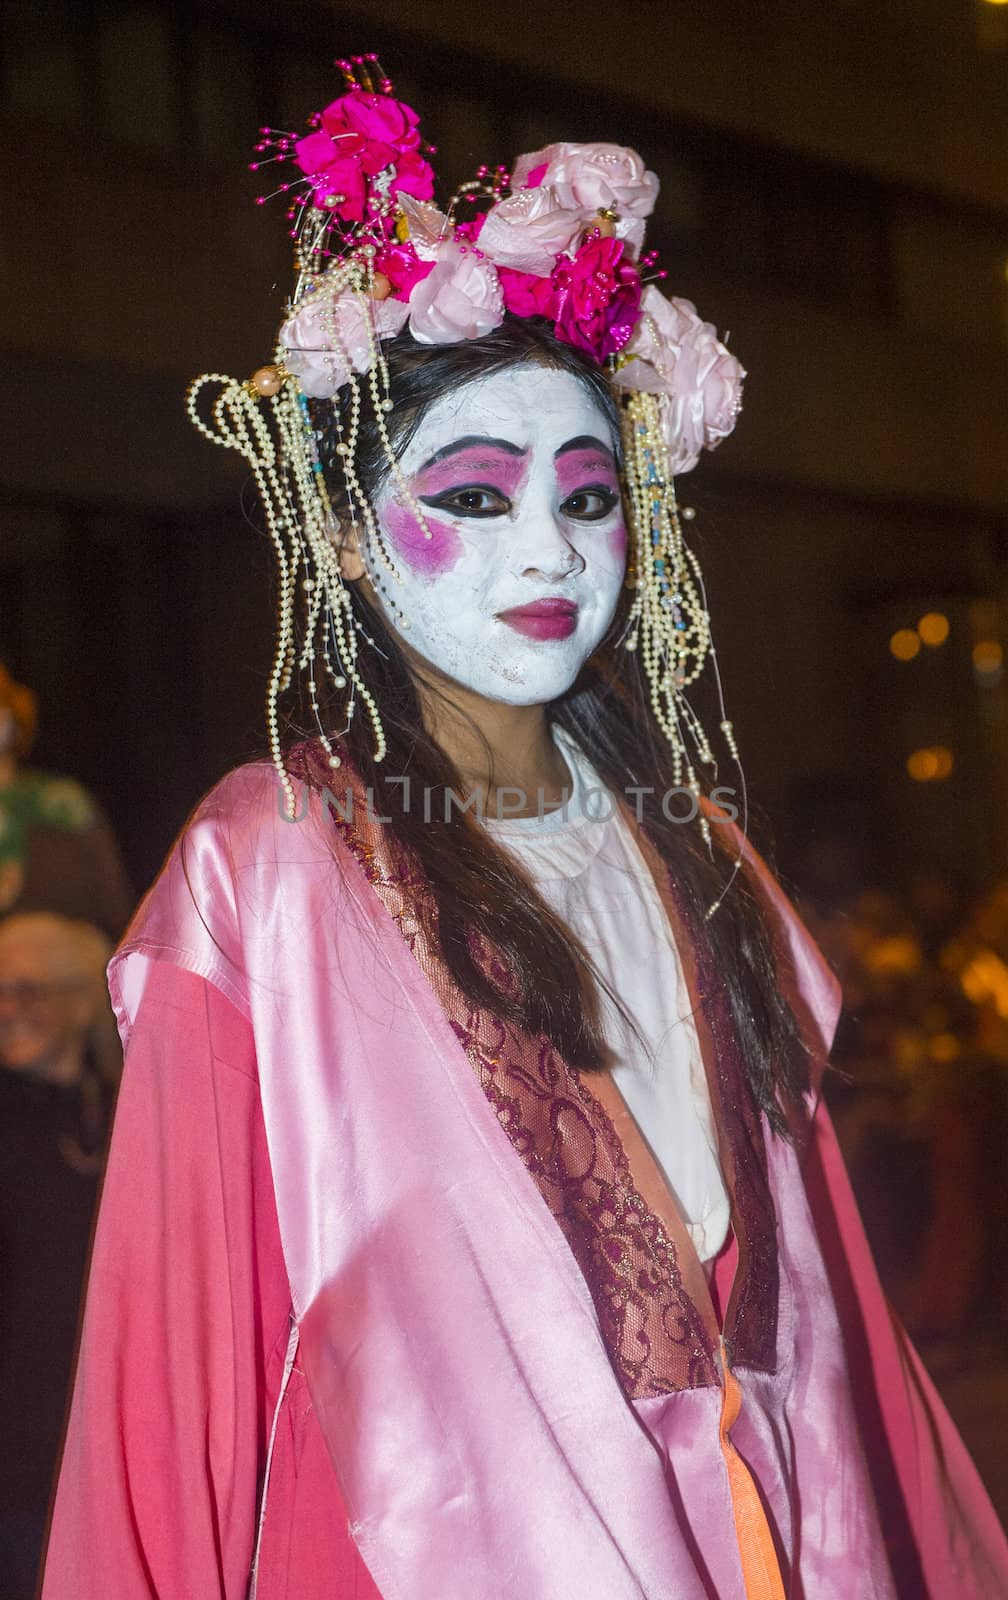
xmin=410 ymin=445 xmax=529 ymax=504
xmin=554 ymin=445 xmax=621 ymax=507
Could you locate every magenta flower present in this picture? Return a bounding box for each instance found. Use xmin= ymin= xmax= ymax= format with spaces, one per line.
xmin=550 ymin=235 xmax=642 ymax=360
xmin=293 ymin=136 xmax=369 ymax=220
xmin=391 ymin=150 xmax=436 ymax=204
xmin=373 ymin=242 xmax=435 ymax=300
xmin=295 ymin=91 xmax=431 ymax=223
xmin=323 ymin=90 xmax=422 ymax=156
xmin=453 ymin=213 xmax=487 ymax=246
xmin=496 ymin=267 xmax=559 ymax=321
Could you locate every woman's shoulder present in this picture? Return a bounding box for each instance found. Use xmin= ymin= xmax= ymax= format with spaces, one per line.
xmin=125 ymin=747 xmax=366 ymax=948
xmin=181 ymin=751 xmax=334 ymax=862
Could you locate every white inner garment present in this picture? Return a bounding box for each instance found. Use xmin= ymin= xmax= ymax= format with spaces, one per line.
xmin=483 ymin=725 xmax=731 ymax=1263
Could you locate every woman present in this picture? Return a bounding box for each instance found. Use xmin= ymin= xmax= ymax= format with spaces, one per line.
xmin=42 ymin=57 xmax=1008 ymax=1600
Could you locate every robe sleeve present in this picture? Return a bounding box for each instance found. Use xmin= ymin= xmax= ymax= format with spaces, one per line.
xmin=41 ymin=960 xmax=294 ymax=1599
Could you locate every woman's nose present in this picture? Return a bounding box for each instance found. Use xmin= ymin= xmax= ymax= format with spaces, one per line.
xmin=516 ymin=509 xmax=586 ymax=582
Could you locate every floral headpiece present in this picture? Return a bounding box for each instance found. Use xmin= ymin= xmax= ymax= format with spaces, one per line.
xmin=188 ymin=55 xmax=746 ymax=852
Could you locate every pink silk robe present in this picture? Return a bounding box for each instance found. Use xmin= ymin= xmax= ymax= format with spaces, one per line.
xmin=42 ymin=758 xmax=1008 ymax=1598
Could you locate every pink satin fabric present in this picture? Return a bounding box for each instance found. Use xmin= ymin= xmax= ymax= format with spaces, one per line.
xmin=46 ymin=759 xmax=1008 ymax=1598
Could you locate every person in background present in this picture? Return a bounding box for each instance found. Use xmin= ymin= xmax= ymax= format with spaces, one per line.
xmin=0 ymin=666 xmax=134 ymax=941
xmin=0 ymin=912 xmax=120 ymax=1600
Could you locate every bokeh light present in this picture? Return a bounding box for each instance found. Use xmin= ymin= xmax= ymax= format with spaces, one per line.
xmin=973 ymin=640 xmax=1003 ymax=674
xmin=918 ymin=612 xmax=950 ymax=647
xmin=890 ymin=628 xmax=921 ymax=661
xmin=907 ymin=746 xmax=954 ymax=781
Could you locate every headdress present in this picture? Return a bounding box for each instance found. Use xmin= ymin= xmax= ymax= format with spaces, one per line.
xmin=187 ymin=55 xmax=746 ymax=849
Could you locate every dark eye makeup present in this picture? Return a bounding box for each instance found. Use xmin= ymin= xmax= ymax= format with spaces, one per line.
xmin=419 ymin=484 xmax=620 ymax=521
xmin=560 ymin=486 xmax=621 ymax=521
xmin=418 ymin=486 xmax=511 ymax=518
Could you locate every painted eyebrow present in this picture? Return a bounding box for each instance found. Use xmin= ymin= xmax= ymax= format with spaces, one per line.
xmin=553 ymin=434 xmax=617 ymax=464
xmin=415 ymin=435 xmax=527 ymax=473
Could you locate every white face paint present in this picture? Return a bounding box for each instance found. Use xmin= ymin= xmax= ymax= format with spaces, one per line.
xmin=367 ymin=366 xmax=627 ymax=706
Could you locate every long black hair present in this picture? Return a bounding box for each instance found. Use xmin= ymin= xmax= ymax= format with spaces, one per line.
xmin=300 ymin=319 xmax=812 ymax=1133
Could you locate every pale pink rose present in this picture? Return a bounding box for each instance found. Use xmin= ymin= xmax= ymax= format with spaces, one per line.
xmin=477 ymin=186 xmax=584 ymax=275
xmin=613 ymin=286 xmax=745 ymax=474
xmin=279 ymin=289 xmax=409 ymax=398
xmin=612 ymin=285 xmax=703 ymax=393
xmin=407 ymin=242 xmax=505 ymax=343
xmin=512 ymin=141 xmax=659 ymax=238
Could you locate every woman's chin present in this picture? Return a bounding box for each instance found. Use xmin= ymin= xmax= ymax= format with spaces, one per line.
xmin=470 ymin=667 xmax=583 ymax=708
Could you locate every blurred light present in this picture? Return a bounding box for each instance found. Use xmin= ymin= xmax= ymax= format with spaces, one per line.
xmin=906 ymin=745 xmax=954 ymax=782
xmin=961 ymin=949 xmax=1008 ymax=1019
xmin=982 ymin=0 xmax=1008 ymax=8
xmin=865 ymin=935 xmax=922 ymax=976
xmin=928 ymin=1032 xmax=961 ymax=1062
xmin=973 ymin=639 xmax=1003 ymax=674
xmin=907 ymin=748 xmax=938 ymax=780
xmin=890 ymin=628 xmax=921 ymax=661
xmin=918 ymin=611 xmax=949 ymax=647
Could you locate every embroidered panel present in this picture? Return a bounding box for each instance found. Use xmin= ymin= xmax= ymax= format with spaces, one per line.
xmin=288 ymin=745 xmax=778 ymax=1395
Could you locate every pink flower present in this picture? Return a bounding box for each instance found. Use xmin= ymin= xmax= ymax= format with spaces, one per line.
xmin=614 ymin=286 xmax=746 ymax=473
xmin=496 ymin=267 xmax=558 ymax=320
xmin=511 ymin=141 xmax=658 ymax=251
xmin=454 ymin=213 xmax=487 ymax=246
xmin=279 ymin=289 xmax=409 ymax=398
xmin=407 ymin=243 xmax=505 ymax=344
xmin=295 ymin=93 xmax=431 ymax=223
xmin=294 ymin=136 xmax=369 ymax=220
xmin=477 ymin=186 xmax=584 ymax=275
xmin=390 ymin=150 xmax=436 ymax=204
xmin=374 ymin=242 xmax=434 ymax=300
xmin=551 ymin=235 xmax=642 ymax=360
xmin=323 ymin=90 xmax=421 ymax=156
xmin=295 ymin=128 xmax=363 ymax=172
xmin=612 ymin=286 xmax=702 ymax=393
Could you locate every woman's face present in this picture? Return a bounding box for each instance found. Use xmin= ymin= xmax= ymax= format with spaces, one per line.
xmin=359 ymin=366 xmax=627 ymax=705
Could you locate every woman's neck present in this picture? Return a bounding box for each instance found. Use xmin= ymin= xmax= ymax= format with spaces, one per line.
xmin=418 ymin=685 xmax=571 ymax=819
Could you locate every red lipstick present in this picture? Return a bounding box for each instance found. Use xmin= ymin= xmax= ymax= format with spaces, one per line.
xmin=496 ymin=598 xmax=579 ymax=640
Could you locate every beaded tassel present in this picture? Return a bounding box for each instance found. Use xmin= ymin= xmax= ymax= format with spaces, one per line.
xmin=186 ymin=351 xmax=392 ymax=814
xmin=620 ymin=389 xmax=741 ymax=860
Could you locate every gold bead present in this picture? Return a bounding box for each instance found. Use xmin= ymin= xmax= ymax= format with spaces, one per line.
xmin=250 ymin=364 xmax=284 ymax=397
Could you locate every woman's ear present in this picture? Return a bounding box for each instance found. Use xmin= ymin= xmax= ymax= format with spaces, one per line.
xmin=329 ymin=517 xmax=367 ymax=582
